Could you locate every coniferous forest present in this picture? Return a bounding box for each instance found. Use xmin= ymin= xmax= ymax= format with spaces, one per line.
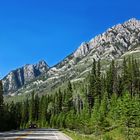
xmin=0 ymin=57 xmax=140 ymax=139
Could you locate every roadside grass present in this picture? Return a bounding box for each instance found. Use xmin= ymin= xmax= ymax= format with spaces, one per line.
xmin=63 ymin=129 xmax=116 ymax=140
xmin=63 ymin=129 xmax=96 ymax=140
xmin=62 ymin=127 xmax=139 ymax=140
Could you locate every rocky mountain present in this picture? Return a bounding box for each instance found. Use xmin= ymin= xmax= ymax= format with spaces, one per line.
xmin=2 ymin=18 xmax=140 ymax=96
xmin=74 ymin=18 xmax=140 ymax=59
xmin=2 ymin=60 xmax=49 ymax=94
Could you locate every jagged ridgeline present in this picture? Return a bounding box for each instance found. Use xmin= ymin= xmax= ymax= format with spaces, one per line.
xmin=0 ymin=18 xmax=140 ymax=139
xmin=1 ymin=56 xmax=140 ymax=139
xmin=2 ymin=18 xmax=140 ymax=97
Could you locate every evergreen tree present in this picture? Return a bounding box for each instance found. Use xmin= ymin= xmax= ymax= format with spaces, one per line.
xmin=91 ymin=97 xmax=100 ymax=132
xmin=106 ymin=60 xmax=116 ymax=98
xmin=98 ymin=92 xmax=109 ymax=127
xmin=35 ymin=94 xmax=39 ymax=121
xmin=0 ymin=80 xmax=3 ymax=109
xmin=57 ymin=89 xmax=63 ymax=113
xmin=64 ymin=81 xmax=73 ymax=111
xmin=88 ymin=59 xmax=96 ymax=116
xmin=117 ymin=75 xmax=123 ymax=97
xmin=39 ymin=95 xmax=48 ymax=127
xmin=122 ymin=57 xmax=130 ymax=92
xmin=1 ymin=56 xmax=140 ymax=138
xmin=96 ymin=60 xmax=102 ymax=104
xmin=9 ymin=101 xmax=17 ymax=129
xmin=0 ymin=80 xmax=4 ymax=131
xmin=29 ymin=91 xmax=35 ymax=122
xmin=21 ymin=99 xmax=29 ymax=128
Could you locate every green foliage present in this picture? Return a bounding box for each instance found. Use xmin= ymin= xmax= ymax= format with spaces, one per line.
xmin=29 ymin=92 xmax=35 ymax=122
xmin=0 ymin=57 xmax=140 ymax=140
xmin=0 ymin=80 xmax=4 ymax=130
xmin=63 ymin=129 xmax=97 ymax=140
xmin=103 ymin=134 xmax=113 ymax=140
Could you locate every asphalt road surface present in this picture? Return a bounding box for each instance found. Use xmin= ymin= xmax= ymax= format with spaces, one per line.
xmin=0 ymin=129 xmax=72 ymax=140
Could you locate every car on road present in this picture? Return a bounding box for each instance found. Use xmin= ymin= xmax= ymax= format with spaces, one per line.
xmin=29 ymin=123 xmax=37 ymax=129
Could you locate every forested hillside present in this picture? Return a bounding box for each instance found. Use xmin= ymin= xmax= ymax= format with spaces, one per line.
xmin=0 ymin=57 xmax=140 ymax=139
xmin=3 ymin=18 xmax=140 ymax=97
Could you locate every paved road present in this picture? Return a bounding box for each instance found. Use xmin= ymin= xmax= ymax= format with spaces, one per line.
xmin=0 ymin=129 xmax=72 ymax=140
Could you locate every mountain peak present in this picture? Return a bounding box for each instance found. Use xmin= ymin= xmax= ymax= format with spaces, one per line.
xmin=37 ymin=60 xmax=49 ymax=68
xmin=127 ymin=18 xmax=139 ymax=22
xmin=73 ymin=18 xmax=140 ymax=59
xmin=123 ymin=18 xmax=140 ymax=29
xmin=2 ymin=18 xmax=140 ymax=95
xmin=2 ymin=60 xmax=50 ymax=94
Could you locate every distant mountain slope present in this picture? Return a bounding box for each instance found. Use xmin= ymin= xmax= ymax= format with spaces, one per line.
xmin=2 ymin=61 xmax=49 ymax=94
xmin=2 ymin=18 xmax=140 ymax=95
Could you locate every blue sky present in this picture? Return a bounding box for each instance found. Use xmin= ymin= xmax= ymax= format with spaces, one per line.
xmin=0 ymin=0 xmax=140 ymax=78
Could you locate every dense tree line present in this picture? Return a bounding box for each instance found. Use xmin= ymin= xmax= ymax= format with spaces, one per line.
xmin=0 ymin=57 xmax=140 ymax=139
xmin=0 ymin=80 xmax=21 ymax=131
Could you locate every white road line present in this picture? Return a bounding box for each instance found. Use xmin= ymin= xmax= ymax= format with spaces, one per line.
xmin=0 ymin=129 xmax=72 ymax=140
xmin=54 ymin=131 xmax=59 ymax=140
xmin=61 ymin=132 xmax=73 ymax=140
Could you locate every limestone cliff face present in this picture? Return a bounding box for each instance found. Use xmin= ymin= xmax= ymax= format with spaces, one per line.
xmin=2 ymin=18 xmax=140 ymax=95
xmin=2 ymin=60 xmax=49 ymax=94
xmin=73 ymin=18 xmax=140 ymax=60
